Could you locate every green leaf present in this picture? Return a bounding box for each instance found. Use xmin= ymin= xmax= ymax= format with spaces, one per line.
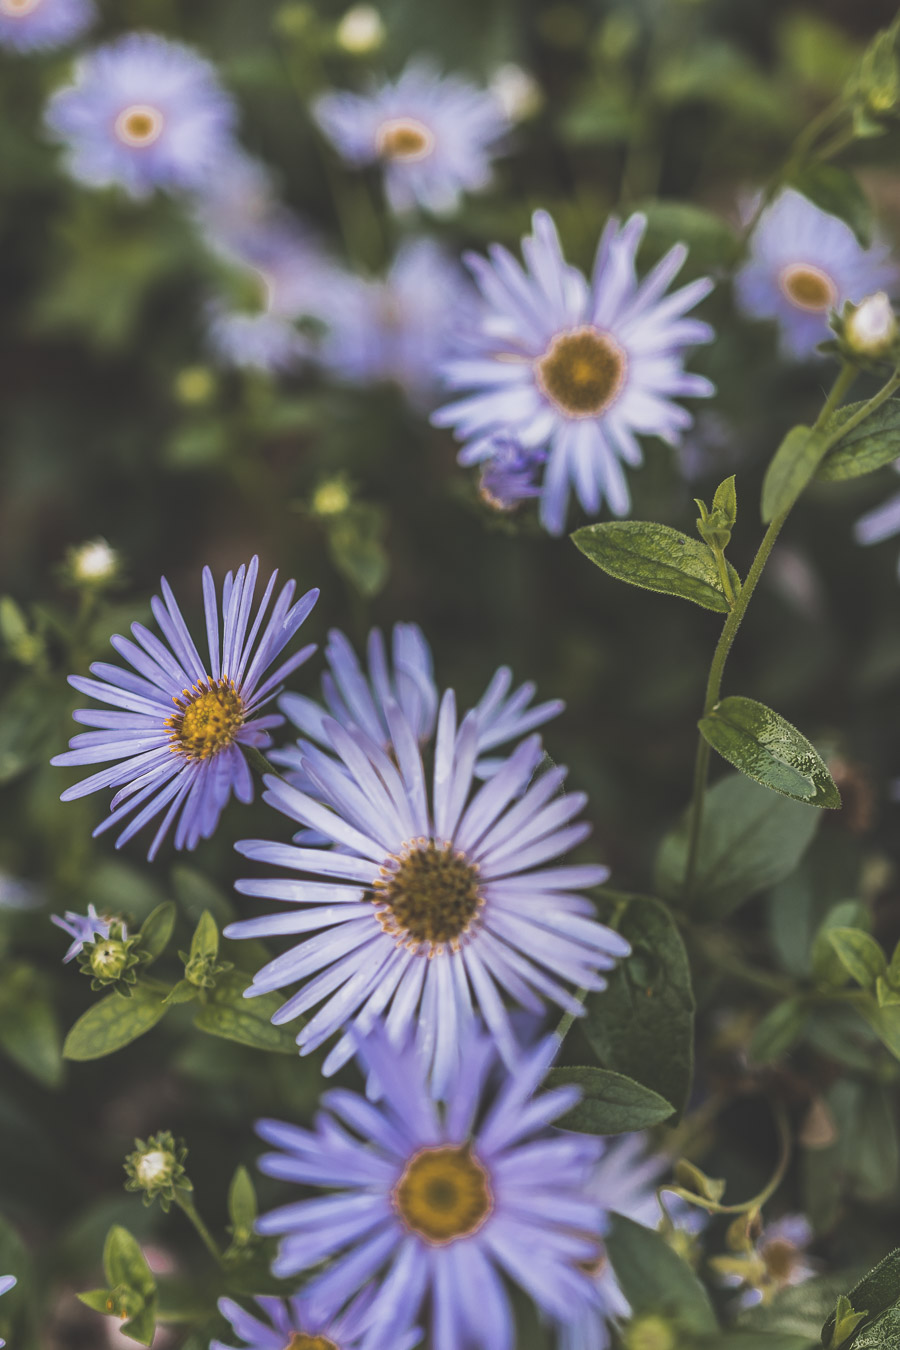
xmin=228 ymin=1165 xmax=258 ymax=1239
xmin=192 ymin=972 xmax=298 ymax=1054
xmin=844 ymin=1303 xmax=900 ymax=1348
xmin=790 ymin=163 xmax=873 ymax=247
xmin=137 ymin=903 xmax=176 ymax=965
xmin=582 ymin=897 xmax=694 ymax=1119
xmin=822 ymin=1250 xmax=900 ymax=1345
xmin=606 ymin=1214 xmax=718 ymax=1334
xmin=120 ymin=1302 xmax=158 ymax=1347
xmin=572 ymin=521 xmax=739 ymax=612
xmin=713 ymin=474 xmax=738 ymax=525
xmin=749 ymin=997 xmax=810 ymax=1064
xmin=699 ymin=696 xmax=841 ymax=808
xmin=162 ymin=979 xmax=198 ymax=1007
xmin=811 ymin=902 xmax=871 ymax=989
xmin=545 ymin=1066 xmax=675 ymax=1133
xmin=104 ymin=1225 xmax=156 ymax=1298
xmin=825 ymin=929 xmax=886 ymax=990
xmin=63 ymin=984 xmax=170 ymax=1061
xmin=0 ymin=964 xmax=63 ymax=1087
xmin=761 ymin=424 xmax=828 ymax=524
xmin=815 ymin=400 xmax=900 ymax=482
xmin=657 ymin=772 xmax=821 ymax=916
xmin=77 ymin=1289 xmax=114 ymax=1313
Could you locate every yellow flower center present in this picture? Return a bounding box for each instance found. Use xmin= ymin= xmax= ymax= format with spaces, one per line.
xmin=282 ymin=1337 xmax=338 ymax=1350
xmin=778 ymin=263 xmax=837 ymax=313
xmin=393 ymin=1145 xmax=493 ymax=1244
xmin=535 ymin=326 xmax=628 ymax=417
xmin=166 ymin=679 xmax=245 ymax=760
xmin=0 ymin=0 xmax=42 ymax=15
xmin=375 ymin=117 xmax=436 ymax=162
xmin=114 ymin=104 xmax=166 ymax=148
xmin=373 ymin=840 xmax=483 ymax=953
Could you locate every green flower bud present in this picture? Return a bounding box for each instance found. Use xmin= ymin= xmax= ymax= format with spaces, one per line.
xmin=124 ymin=1132 xmax=191 ymax=1212
xmin=77 ymin=920 xmax=142 ymax=994
xmin=335 ymin=4 xmax=385 ymax=54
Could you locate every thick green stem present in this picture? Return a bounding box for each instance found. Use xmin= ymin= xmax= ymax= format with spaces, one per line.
xmin=174 ymin=1191 xmax=223 ymax=1266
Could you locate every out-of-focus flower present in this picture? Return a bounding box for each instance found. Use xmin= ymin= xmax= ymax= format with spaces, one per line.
xmin=254 ymin=1029 xmax=606 ymax=1346
xmin=51 ymin=557 xmax=318 ymax=860
xmin=213 ymin=1287 xmax=417 ymax=1350
xmin=489 ymin=62 xmax=543 ymax=122
xmin=334 ymin=3 xmax=385 ymax=54
xmin=313 ymin=60 xmax=509 ymax=215
xmin=315 ymin=238 xmax=474 ymax=406
xmin=45 ymin=32 xmax=238 ymax=198
xmin=844 ymin=290 xmax=899 ymax=358
xmin=478 ymin=436 xmax=546 ymax=510
xmin=434 ymin=210 xmax=714 ymax=534
xmin=0 ymin=0 xmax=94 ymax=52
xmin=63 ymin=537 xmax=120 ymax=589
xmin=735 ymin=189 xmax=898 ymax=360
xmin=0 ymin=872 xmax=42 ymax=911
xmin=51 ymin=903 xmax=114 ymax=961
xmin=711 ymin=1213 xmax=816 ymax=1308
xmin=228 ymin=679 xmax=624 ymax=1092
xmin=0 ymin=1275 xmax=15 ymax=1350
xmin=854 ymin=460 xmax=900 ymax=578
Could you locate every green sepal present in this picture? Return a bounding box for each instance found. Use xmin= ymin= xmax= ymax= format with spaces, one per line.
xmin=572 ymin=521 xmax=740 ymax=612
xmin=544 ymin=1066 xmax=674 ymax=1134
xmin=698 ymin=695 xmax=841 ymax=808
xmin=815 ymin=400 xmax=900 ymax=482
xmin=77 ymin=1288 xmax=115 ymax=1313
xmin=63 ymin=983 xmax=170 ymax=1060
xmin=761 ymin=424 xmax=827 ymax=524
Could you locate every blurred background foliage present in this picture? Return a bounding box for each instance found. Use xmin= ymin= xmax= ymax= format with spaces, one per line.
xmin=6 ymin=0 xmax=900 ymax=1345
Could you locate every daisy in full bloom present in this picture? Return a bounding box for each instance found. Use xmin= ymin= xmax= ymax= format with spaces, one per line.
xmin=735 ymin=188 xmax=898 ymax=360
xmin=433 ymin=210 xmax=715 ymax=534
xmin=213 ymin=1287 xmax=420 ymax=1350
xmin=313 ymin=60 xmax=509 ymax=216
xmin=711 ymin=1213 xmax=815 ymax=1309
xmin=44 ymin=32 xmax=238 ymax=198
xmin=0 ymin=0 xmax=94 ymax=52
xmin=228 ymin=678 xmax=626 ymax=1092
xmin=315 ymin=239 xmax=474 ymax=407
xmin=51 ymin=904 xmax=115 ymax=961
xmin=52 ymin=558 xmax=318 ymax=860
xmin=0 ymin=1275 xmax=14 ymax=1350
xmin=254 ymin=1028 xmax=606 ymax=1349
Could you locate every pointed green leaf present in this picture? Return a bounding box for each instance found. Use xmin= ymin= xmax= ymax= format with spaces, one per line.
xmin=121 ymin=1300 xmax=158 ymax=1347
xmin=228 ymin=1165 xmax=258 ymax=1238
xmin=572 ymin=521 xmax=739 ymax=612
xmin=137 ymin=902 xmax=176 ymax=965
xmin=162 ymin=979 xmax=198 ymax=1006
xmin=545 ymin=1066 xmax=675 ymax=1134
xmin=192 ymin=972 xmax=299 ymax=1054
xmin=104 ymin=1226 xmax=156 ymax=1298
xmin=77 ymin=1288 xmax=114 ymax=1312
xmin=815 ymin=400 xmax=900 ymax=482
xmin=699 ymin=696 xmax=841 ymax=807
xmin=63 ymin=984 xmax=170 ymax=1060
xmin=606 ymin=1214 xmax=718 ymax=1334
xmin=761 ymin=424 xmax=827 ymax=523
xmin=825 ymin=929 xmax=887 ymax=990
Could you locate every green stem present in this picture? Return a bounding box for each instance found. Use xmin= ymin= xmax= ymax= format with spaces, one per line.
xmin=661 ymin=1099 xmax=792 ymax=1218
xmin=681 ymin=360 xmax=888 ymax=903
xmin=174 ymin=1191 xmax=223 ymax=1266
xmin=555 ymin=986 xmax=588 ymax=1043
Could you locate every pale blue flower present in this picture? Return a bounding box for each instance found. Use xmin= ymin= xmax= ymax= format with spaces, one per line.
xmin=255 ymin=1028 xmax=605 ymax=1350
xmin=213 ymin=1286 xmax=419 ymax=1350
xmin=313 ymin=59 xmax=509 ymax=216
xmin=433 ymin=210 xmax=714 ymax=533
xmin=735 ymin=189 xmax=898 ymax=360
xmin=45 ymin=32 xmax=238 ymax=198
xmin=0 ymin=0 xmax=94 ymax=52
xmin=51 ymin=904 xmax=114 ymax=961
xmin=52 ymin=557 xmax=318 ymax=860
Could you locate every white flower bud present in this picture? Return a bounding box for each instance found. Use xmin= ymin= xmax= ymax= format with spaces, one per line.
xmin=846 ymin=291 xmax=898 ymax=357
xmin=135 ymin=1149 xmax=173 ymax=1188
xmin=335 ymin=5 xmax=384 ymax=53
xmin=489 ymin=63 xmax=543 ymax=122
xmin=69 ymin=538 xmax=119 ymax=584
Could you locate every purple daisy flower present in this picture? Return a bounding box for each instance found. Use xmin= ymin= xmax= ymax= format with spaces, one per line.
xmin=254 ymin=1028 xmax=605 ymax=1349
xmin=433 ymin=210 xmax=715 ymax=534
xmin=735 ymin=188 xmax=899 ymax=360
xmin=44 ymin=32 xmax=238 ymax=199
xmin=313 ymin=59 xmax=509 ymax=216
xmin=478 ymin=435 xmax=546 ymax=511
xmin=316 ymin=239 xmax=474 ymax=407
xmin=213 ymin=1286 xmax=419 ymax=1350
xmin=51 ymin=558 xmax=318 ymax=861
xmin=51 ymin=904 xmax=115 ymax=961
xmin=228 ymin=682 xmax=625 ymax=1092
xmin=0 ymin=0 xmax=94 ymax=52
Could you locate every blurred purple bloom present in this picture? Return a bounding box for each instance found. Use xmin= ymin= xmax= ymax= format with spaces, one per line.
xmin=434 ymin=210 xmax=714 ymax=534
xmin=213 ymin=1286 xmax=418 ymax=1350
xmin=228 ymin=679 xmax=624 ymax=1092
xmin=254 ymin=1029 xmax=605 ymax=1349
xmin=52 ymin=557 xmax=318 ymax=860
xmin=313 ymin=59 xmax=509 ymax=216
xmin=713 ymin=1212 xmax=816 ymax=1308
xmin=45 ymin=32 xmax=238 ymax=198
xmin=0 ymin=1274 xmax=14 ymax=1350
xmin=0 ymin=0 xmax=94 ymax=52
xmin=735 ymin=189 xmax=898 ymax=360
xmin=51 ymin=903 xmax=114 ymax=961
xmin=478 ymin=436 xmax=546 ymax=510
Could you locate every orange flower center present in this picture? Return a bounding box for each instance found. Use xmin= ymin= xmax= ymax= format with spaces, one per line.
xmin=393 ymin=1145 xmax=493 ymax=1243
xmin=536 ymin=326 xmax=628 ymax=417
xmin=166 ymin=679 xmax=245 ymax=760
xmin=282 ymin=1337 xmax=338 ymax=1350
xmin=114 ymin=104 xmax=165 ymax=148
xmin=375 ymin=117 xmax=435 ymax=162
xmin=778 ymin=263 xmax=837 ymax=313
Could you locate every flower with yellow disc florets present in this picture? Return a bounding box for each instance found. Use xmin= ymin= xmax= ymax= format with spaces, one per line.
xmin=124 ymin=1132 xmax=191 ymax=1213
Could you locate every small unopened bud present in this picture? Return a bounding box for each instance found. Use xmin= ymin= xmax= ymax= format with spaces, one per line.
xmin=626 ymin=1315 xmax=677 ymax=1350
xmin=335 ymin=4 xmax=384 ymax=53
xmin=312 ymin=478 xmax=352 ymax=517
xmin=136 ymin=1149 xmax=174 ymax=1190
xmin=489 ymin=63 xmax=543 ymax=122
xmin=125 ymin=1132 xmax=191 ymax=1211
xmin=846 ymin=292 xmax=898 ymax=357
xmin=90 ymin=938 xmax=130 ymax=982
xmin=67 ymin=538 xmax=119 ymax=586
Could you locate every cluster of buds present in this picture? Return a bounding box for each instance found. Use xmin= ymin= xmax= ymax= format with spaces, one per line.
xmin=124 ymin=1133 xmax=192 ymax=1213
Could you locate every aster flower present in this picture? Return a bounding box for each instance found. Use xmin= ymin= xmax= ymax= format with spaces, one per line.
xmin=313 ymin=59 xmax=509 ymax=216
xmin=0 ymin=0 xmax=94 ymax=53
xmin=45 ymin=32 xmax=238 ymax=199
xmin=316 ymin=239 xmax=474 ymax=407
xmin=255 ymin=1028 xmax=605 ymax=1349
xmin=735 ymin=189 xmax=898 ymax=360
xmin=51 ymin=903 xmax=115 ymax=961
xmin=228 ymin=683 xmax=625 ymax=1092
xmin=478 ymin=436 xmax=546 ymax=511
xmin=213 ymin=1288 xmax=419 ymax=1350
xmin=711 ymin=1213 xmax=815 ymax=1309
xmin=433 ymin=210 xmax=715 ymax=534
xmin=51 ymin=557 xmax=318 ymax=860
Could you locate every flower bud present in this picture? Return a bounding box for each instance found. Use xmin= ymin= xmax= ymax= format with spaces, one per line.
xmin=89 ymin=937 xmax=131 ymax=982
xmin=335 ymin=4 xmax=384 ymax=53
xmin=845 ymin=292 xmax=898 ymax=357
xmin=174 ymin=365 xmax=216 ymax=406
xmin=65 ymin=537 xmax=120 ymax=588
xmin=489 ymin=63 xmax=543 ymax=122
xmin=125 ymin=1132 xmax=191 ymax=1211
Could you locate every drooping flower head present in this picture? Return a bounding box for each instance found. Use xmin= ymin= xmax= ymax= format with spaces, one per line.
xmin=255 ymin=1029 xmax=606 ymax=1349
xmin=0 ymin=0 xmax=94 ymax=52
xmin=478 ymin=436 xmax=546 ymax=512
xmin=228 ymin=672 xmax=625 ymax=1092
xmin=711 ymin=1213 xmax=815 ymax=1309
xmin=52 ymin=558 xmax=318 ymax=860
xmin=313 ymin=60 xmax=509 ymax=216
xmin=0 ymin=1276 xmax=15 ymax=1350
xmin=735 ymin=189 xmax=898 ymax=360
xmin=315 ymin=239 xmax=474 ymax=407
xmin=433 ymin=210 xmax=715 ymax=534
xmin=213 ymin=1287 xmax=419 ymax=1350
xmin=45 ymin=32 xmax=238 ymax=198
xmin=51 ymin=903 xmax=115 ymax=962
